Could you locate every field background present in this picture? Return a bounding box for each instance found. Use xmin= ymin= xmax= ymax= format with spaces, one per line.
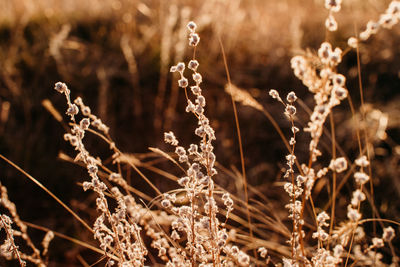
xmin=0 ymin=0 xmax=400 ymax=265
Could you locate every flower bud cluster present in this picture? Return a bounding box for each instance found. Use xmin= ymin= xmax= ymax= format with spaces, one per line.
xmin=55 ymin=82 xmax=147 ymax=265
xmin=164 ymin=131 xmax=179 ymax=146
xmin=292 ymin=42 xmax=348 ymax=163
xmin=325 ymin=0 xmax=342 ymax=13
xmin=311 ymin=247 xmax=343 ymax=266
xmin=312 ymin=211 xmax=330 ymax=242
xmin=187 ymin=21 xmax=200 ymax=46
xmin=363 ymin=226 xmax=396 ymax=261
xmin=163 ymin=22 xmax=240 ymax=265
xmin=221 ymin=193 xmax=234 ymax=220
xmin=269 ymin=89 xmax=283 ymax=102
xmin=329 ymin=157 xmax=348 ymax=173
xmin=269 ymin=88 xmax=306 ymax=260
xmin=347 ymin=204 xmax=361 ymax=222
xmin=74 ymin=97 xmax=109 ymax=134
xmin=222 ymin=245 xmax=250 ymax=266
xmin=325 ymin=14 xmax=338 ymax=31
xmin=318 ymin=42 xmax=342 ymax=66
xmin=344 ymin=155 xmax=371 ymax=224
xmin=351 ymin=189 xmax=366 ymax=206
xmin=170 ymin=62 xmax=188 ymax=88
xmin=347 ymin=1 xmax=400 ymax=47
xmin=54 ymin=82 xmax=77 ymax=120
xmin=269 ymin=90 xmax=299 ymax=178
xmin=283 ymin=3 xmax=400 ymax=265
xmin=362 ymin=1 xmax=399 ymax=41
xmin=0 ymin=214 xmax=25 ymax=266
xmin=257 ymin=247 xmax=268 ymax=258
xmin=0 ymin=183 xmax=51 ymax=266
xmin=324 ymin=0 xmax=342 ymax=32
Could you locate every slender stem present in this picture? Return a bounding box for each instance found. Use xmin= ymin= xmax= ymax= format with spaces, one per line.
xmin=328 ymin=112 xmax=337 ymax=247
xmin=0 ymin=154 xmax=93 ymax=233
xmin=0 ymin=214 xmax=25 ymax=266
xmin=218 ymin=35 xmax=257 ymax=263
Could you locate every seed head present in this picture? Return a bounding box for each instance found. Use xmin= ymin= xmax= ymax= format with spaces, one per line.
xmin=54 ymin=82 xmax=68 ymax=93
xmin=178 ymin=77 xmax=189 ymax=88
xmin=175 ymin=146 xmax=186 ymax=157
xmin=355 ymin=155 xmax=369 ymax=167
xmin=176 ymin=62 xmax=185 ymax=72
xmin=231 ymin=246 xmax=239 ymax=254
xmin=74 ymin=97 xmax=83 ymax=106
xmin=69 ymin=135 xmax=79 ymax=147
xmin=318 ymin=42 xmax=332 ymax=63
xmin=354 ymin=171 xmax=370 ymax=185
xmin=164 ymin=131 xmax=178 ymax=146
xmin=66 ymin=104 xmax=79 ymax=116
xmin=329 ymin=157 xmax=348 ymax=173
xmin=366 ymin=20 xmax=380 ymax=34
xmin=325 ymin=0 xmax=342 ymax=12
xmin=238 ymin=251 xmax=250 ymax=266
xmin=285 ymin=105 xmax=297 ymax=117
xmin=82 ymin=106 xmax=91 ymax=116
xmin=187 ymin=21 xmax=197 ymax=32
xmin=187 ymin=144 xmax=198 ymax=155
xmin=329 ymin=47 xmax=343 ymax=66
xmin=189 ymin=33 xmax=200 ymax=46
xmin=188 ymin=60 xmax=199 ymax=71
xmin=178 ymin=176 xmax=189 ymax=186
xmin=258 ymin=247 xmax=268 ymax=258
xmin=269 ymin=89 xmax=280 ymax=99
xmin=382 ymin=226 xmax=395 ymax=242
xmin=334 ymin=86 xmax=348 ymax=100
xmin=325 ymin=15 xmax=338 ymax=31
xmin=87 ymin=164 xmax=98 ymax=175
xmin=161 ymin=199 xmax=171 ymax=208
xmin=348 ymin=37 xmax=358 ymax=48
xmin=388 ymin=1 xmax=400 ymax=15
xmin=199 ymin=176 xmax=210 ymax=186
xmin=372 ymin=237 xmax=384 ymax=248
xmin=333 ymin=245 xmax=344 ymax=257
xmin=186 ymin=100 xmax=196 ymax=113
xmin=379 ymin=13 xmax=396 ymax=29
xmin=171 ymin=230 xmax=180 ymax=240
xmin=351 ymin=189 xmax=366 ymax=206
xmin=286 ymin=91 xmax=297 ymax=103
xmin=193 ymin=73 xmax=202 ymax=84
xmin=196 ymin=95 xmax=206 ymax=107
xmin=316 ymin=211 xmax=330 ymax=226
xmin=191 ymin=86 xmax=201 ymax=95
xmin=80 ymin=118 xmax=90 ymax=130
xmin=104 ymin=235 xmax=113 ymax=245
xmin=347 ymin=205 xmax=361 ymax=221
xmin=359 ymin=30 xmax=371 ymax=41
xmin=289 ymin=137 xmax=296 ymax=145
xmin=333 ymin=74 xmax=346 ymax=87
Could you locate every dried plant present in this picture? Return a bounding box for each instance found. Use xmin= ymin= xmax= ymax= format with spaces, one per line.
xmin=0 ymin=183 xmax=53 ymax=266
xmin=0 ymin=1 xmax=400 ymax=267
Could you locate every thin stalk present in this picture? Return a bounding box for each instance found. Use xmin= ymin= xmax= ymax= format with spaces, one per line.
xmin=0 ymin=154 xmax=93 ymax=233
xmin=328 ymin=112 xmax=337 ymax=247
xmin=0 ymin=214 xmax=25 ymax=266
xmin=218 ymin=35 xmax=257 ymax=262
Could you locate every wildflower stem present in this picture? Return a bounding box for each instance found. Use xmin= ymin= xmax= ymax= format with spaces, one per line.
xmin=218 ymin=35 xmax=257 ymax=263
xmin=328 ymin=112 xmax=337 ymax=247
xmin=0 ymin=154 xmax=93 ymax=233
xmin=0 ymin=214 xmax=25 ymax=266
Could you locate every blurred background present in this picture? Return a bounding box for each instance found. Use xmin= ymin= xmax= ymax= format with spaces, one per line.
xmin=0 ymin=0 xmax=399 ymax=265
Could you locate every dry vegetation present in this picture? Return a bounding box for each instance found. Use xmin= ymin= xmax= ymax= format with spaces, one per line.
xmin=0 ymin=0 xmax=400 ymax=266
